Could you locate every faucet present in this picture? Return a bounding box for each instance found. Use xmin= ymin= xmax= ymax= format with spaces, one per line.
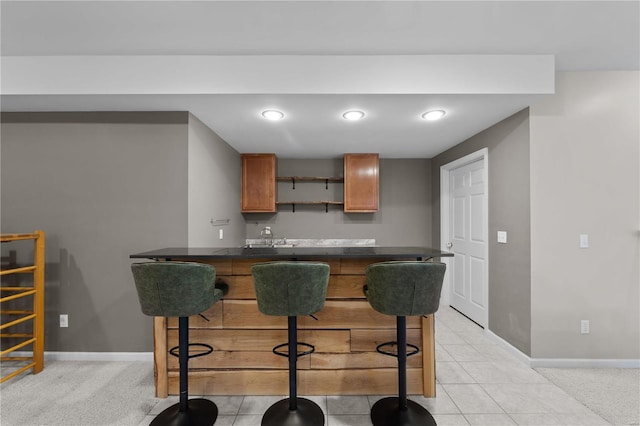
xmin=260 ymin=226 xmax=273 ymax=246
xmin=257 ymin=227 xmax=290 ymax=247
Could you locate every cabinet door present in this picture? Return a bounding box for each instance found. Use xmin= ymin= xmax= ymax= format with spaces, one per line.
xmin=241 ymin=154 xmax=276 ymax=212
xmin=344 ymin=153 xmax=379 ymax=212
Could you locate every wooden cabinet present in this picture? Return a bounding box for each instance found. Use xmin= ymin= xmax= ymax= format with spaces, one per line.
xmin=344 ymin=153 xmax=379 ymax=212
xmin=241 ymin=154 xmax=276 ymax=212
xmin=242 ymin=153 xmax=379 ymax=213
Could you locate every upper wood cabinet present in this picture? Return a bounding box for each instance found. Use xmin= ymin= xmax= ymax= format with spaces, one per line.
xmin=241 ymin=154 xmax=277 ymax=212
xmin=344 ymin=153 xmax=379 ymax=212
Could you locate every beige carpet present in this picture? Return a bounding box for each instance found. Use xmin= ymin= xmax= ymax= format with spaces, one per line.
xmin=0 ymin=361 xmax=157 ymax=426
xmin=536 ymin=368 xmax=640 ymax=426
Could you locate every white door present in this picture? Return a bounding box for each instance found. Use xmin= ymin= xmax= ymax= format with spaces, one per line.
xmin=447 ymin=158 xmax=487 ymax=326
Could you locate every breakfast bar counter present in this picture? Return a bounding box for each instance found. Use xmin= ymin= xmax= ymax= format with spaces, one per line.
xmin=130 ymin=246 xmax=452 ymax=398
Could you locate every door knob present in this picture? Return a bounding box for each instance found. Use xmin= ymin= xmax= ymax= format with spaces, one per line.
xmin=446 ymin=242 xmax=453 ymax=248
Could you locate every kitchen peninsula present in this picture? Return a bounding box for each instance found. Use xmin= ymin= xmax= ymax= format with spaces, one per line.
xmin=130 ymin=246 xmax=452 ymax=398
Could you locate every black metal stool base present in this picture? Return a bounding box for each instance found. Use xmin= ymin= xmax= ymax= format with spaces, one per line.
xmin=261 ymin=397 xmax=325 ymax=426
xmin=150 ymin=398 xmax=218 ymax=426
xmin=370 ymin=397 xmax=437 ymax=426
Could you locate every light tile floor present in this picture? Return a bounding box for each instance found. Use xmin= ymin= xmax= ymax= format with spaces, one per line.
xmin=138 ymin=307 xmax=611 ymax=426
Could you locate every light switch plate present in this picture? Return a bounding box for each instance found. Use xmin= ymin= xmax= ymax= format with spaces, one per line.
xmin=579 ymin=234 xmax=589 ymax=248
xmin=497 ymin=231 xmax=507 ymax=244
xmin=581 ymin=319 xmax=590 ymax=334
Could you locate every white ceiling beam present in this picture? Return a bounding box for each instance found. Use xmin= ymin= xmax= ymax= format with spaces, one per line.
xmin=2 ymin=55 xmax=554 ymax=96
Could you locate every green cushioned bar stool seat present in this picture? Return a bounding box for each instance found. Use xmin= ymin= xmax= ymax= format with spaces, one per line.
xmin=131 ymin=261 xmax=227 ymax=426
xmin=364 ymin=261 xmax=446 ymax=426
xmin=252 ymin=261 xmax=330 ymax=426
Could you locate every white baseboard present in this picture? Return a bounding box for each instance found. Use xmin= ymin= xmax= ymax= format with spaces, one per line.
xmin=12 ymin=351 xmax=153 ymax=362
xmin=530 ymin=358 xmax=640 ymax=368
xmin=483 ymin=330 xmax=640 ymax=369
xmin=484 ymin=329 xmax=532 ymax=366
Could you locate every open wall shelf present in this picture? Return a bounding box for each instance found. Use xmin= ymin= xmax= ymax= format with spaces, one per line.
xmin=277 ymin=176 xmax=344 ymax=190
xmin=276 ymin=201 xmax=344 ymax=212
xmin=276 ymin=176 xmax=344 ymax=211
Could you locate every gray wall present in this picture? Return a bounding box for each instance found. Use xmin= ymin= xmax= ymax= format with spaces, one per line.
xmin=431 ymin=109 xmax=532 ymax=355
xmin=187 ymin=114 xmax=245 ymax=247
xmin=530 ymin=72 xmax=639 ymax=360
xmin=244 ymin=158 xmax=433 ymax=246
xmin=1 ymin=112 xmax=190 ymax=352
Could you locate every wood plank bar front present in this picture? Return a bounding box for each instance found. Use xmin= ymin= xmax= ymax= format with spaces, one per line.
xmin=422 ymin=314 xmax=436 ymax=397
xmin=154 ymin=317 xmax=168 ymax=398
xmin=152 ymin=256 xmax=439 ymax=398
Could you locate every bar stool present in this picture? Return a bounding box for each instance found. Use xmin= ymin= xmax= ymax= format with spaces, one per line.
xmin=251 ymin=261 xmax=330 ymax=426
xmin=364 ymin=261 xmax=446 ymax=426
xmin=131 ymin=261 xmax=227 ymax=426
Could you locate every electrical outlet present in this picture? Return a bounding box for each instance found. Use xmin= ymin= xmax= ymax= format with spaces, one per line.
xmin=581 ymin=319 xmax=590 ymax=334
xmin=60 ymin=314 xmax=69 ymax=328
xmin=219 ymin=229 xmax=224 ymax=240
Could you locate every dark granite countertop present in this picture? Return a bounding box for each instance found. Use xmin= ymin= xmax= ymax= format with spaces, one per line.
xmin=130 ymin=246 xmax=453 ymax=260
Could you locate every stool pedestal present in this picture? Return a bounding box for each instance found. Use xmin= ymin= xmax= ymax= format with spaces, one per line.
xmin=261 ymin=316 xmax=324 ymax=426
xmin=151 ymin=317 xmax=218 ymax=426
xmin=370 ymin=317 xmax=436 ymax=426
xmin=371 ymin=398 xmax=436 ymax=426
xmin=262 ymin=398 xmax=324 ymax=426
xmin=151 ymin=399 xmax=218 ymax=426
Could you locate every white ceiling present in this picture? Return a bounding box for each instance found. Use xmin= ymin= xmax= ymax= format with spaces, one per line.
xmin=1 ymin=1 xmax=638 ymax=158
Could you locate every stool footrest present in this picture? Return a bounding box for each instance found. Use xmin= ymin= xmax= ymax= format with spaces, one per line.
xmin=273 ymin=341 xmax=315 ymax=358
xmin=376 ymin=341 xmax=419 ymax=358
xmin=169 ymin=343 xmax=214 ymax=360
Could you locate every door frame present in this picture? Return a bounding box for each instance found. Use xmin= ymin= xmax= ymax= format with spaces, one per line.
xmin=440 ymin=148 xmax=489 ymax=328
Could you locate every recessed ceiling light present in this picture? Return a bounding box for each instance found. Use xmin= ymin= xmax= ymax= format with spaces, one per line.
xmin=342 ymin=110 xmax=365 ymax=121
xmin=261 ymin=110 xmax=284 ymax=120
xmin=421 ymin=110 xmax=446 ymax=121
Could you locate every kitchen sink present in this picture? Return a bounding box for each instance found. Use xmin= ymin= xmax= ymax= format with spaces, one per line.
xmin=241 ymin=243 xmax=296 ymax=249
